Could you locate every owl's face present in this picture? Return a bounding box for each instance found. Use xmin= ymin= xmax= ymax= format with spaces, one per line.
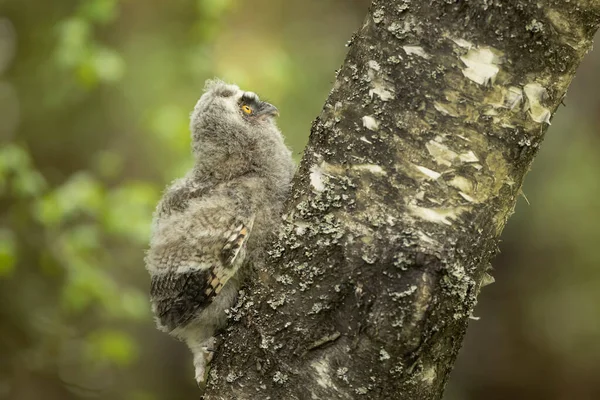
xmin=189 ymin=80 xmax=292 ymax=182
xmin=238 ymin=91 xmax=279 ymax=122
xmin=191 ymin=80 xmax=279 ymax=132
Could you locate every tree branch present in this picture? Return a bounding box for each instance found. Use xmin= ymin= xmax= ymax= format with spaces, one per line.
xmin=203 ymin=1 xmax=600 ymax=399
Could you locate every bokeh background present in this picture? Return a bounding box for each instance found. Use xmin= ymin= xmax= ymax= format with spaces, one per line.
xmin=0 ymin=1 xmax=598 ymax=399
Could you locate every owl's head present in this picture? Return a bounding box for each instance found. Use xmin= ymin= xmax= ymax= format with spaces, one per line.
xmin=189 ymin=79 xmax=294 ymax=183
xmin=190 ymin=80 xmax=280 ymax=148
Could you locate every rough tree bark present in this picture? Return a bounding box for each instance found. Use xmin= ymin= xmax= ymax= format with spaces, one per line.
xmin=203 ymin=1 xmax=600 ymax=399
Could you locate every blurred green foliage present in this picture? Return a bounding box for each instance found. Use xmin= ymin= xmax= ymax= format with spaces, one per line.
xmin=0 ymin=0 xmax=366 ymax=398
xmin=0 ymin=0 xmax=598 ymax=399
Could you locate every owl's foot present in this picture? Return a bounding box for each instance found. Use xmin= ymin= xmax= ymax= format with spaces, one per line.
xmin=193 ymin=337 xmax=217 ymax=387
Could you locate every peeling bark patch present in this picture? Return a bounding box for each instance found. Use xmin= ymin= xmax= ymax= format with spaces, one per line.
xmin=480 ymin=272 xmax=495 ymax=288
xmin=458 ymin=192 xmax=476 ymax=202
xmin=503 ymin=87 xmax=524 ymax=110
xmin=407 ymin=204 xmax=467 ymax=225
xmin=545 ymin=8 xmax=587 ymax=50
xmin=352 ymin=164 xmax=387 ymax=175
xmin=448 ymin=176 xmax=473 ymax=194
xmin=420 ymin=365 xmax=437 ymax=384
xmin=368 ymin=59 xmax=395 ymax=101
xmin=460 ymin=47 xmax=501 ymax=86
xmin=483 ymin=86 xmax=524 ymax=111
xmin=523 ymin=83 xmax=552 ymax=124
xmin=362 ymin=115 xmax=379 ymax=131
xmin=459 ymin=151 xmax=479 ymax=163
xmin=370 ymin=83 xmax=394 ymax=101
xmin=403 ymin=45 xmax=431 ymax=59
xmin=425 ymin=140 xmax=480 ymax=168
xmin=433 ymin=101 xmax=459 ymax=117
xmin=414 ymin=165 xmax=441 ymax=180
xmin=485 ymin=151 xmax=512 ymax=194
xmin=450 ymin=37 xmax=474 ymax=49
xmin=448 ymin=176 xmax=479 ymax=203
xmin=425 ymin=140 xmax=458 ymax=167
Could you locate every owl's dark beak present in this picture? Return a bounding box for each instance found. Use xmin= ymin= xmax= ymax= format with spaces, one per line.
xmin=257 ymin=102 xmax=279 ymax=118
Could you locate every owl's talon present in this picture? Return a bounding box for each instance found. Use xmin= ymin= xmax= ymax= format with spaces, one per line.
xmin=193 ymin=355 xmax=209 ymax=386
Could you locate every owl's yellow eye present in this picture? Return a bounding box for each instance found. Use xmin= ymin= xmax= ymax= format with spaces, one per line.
xmin=241 ymin=105 xmax=252 ymax=114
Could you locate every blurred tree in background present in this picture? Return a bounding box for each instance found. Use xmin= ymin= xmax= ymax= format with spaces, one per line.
xmin=0 ymin=0 xmax=598 ymax=399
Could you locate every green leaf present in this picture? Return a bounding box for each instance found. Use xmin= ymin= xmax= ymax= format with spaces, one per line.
xmin=55 ymin=17 xmax=91 ymax=67
xmin=104 ymin=182 xmax=159 ymax=243
xmin=77 ymin=47 xmax=126 ymax=88
xmin=197 ymin=0 xmax=236 ymax=19
xmin=61 ymin=261 xmax=114 ymax=313
xmin=86 ymin=329 xmax=138 ymax=366
xmin=92 ymin=151 xmax=124 ymax=179
xmin=0 ymin=143 xmax=31 ymax=172
xmin=34 ymin=172 xmax=104 ymax=227
xmin=60 ymin=224 xmax=102 ymax=258
xmin=78 ymin=0 xmax=119 ymax=24
xmin=62 ymin=274 xmax=95 ymax=312
xmin=118 ymin=289 xmax=150 ymax=321
xmin=0 ymin=144 xmax=47 ymax=197
xmin=0 ymin=229 xmax=16 ymax=277
xmin=34 ymin=195 xmax=62 ymax=227
xmin=91 ymin=47 xmax=125 ymax=83
xmin=147 ymin=104 xmax=190 ymax=148
xmin=13 ymin=170 xmax=47 ymax=197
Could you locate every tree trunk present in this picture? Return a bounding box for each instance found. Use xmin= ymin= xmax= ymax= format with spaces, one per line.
xmin=203 ymin=1 xmax=600 ymax=399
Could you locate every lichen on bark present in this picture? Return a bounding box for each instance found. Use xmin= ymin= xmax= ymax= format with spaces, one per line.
xmin=203 ymin=1 xmax=600 ymax=399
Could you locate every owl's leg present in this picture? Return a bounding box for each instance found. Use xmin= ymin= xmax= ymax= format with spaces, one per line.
xmin=190 ymin=336 xmax=216 ymax=386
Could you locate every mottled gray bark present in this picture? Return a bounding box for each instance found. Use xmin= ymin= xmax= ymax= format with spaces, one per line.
xmin=203 ymin=1 xmax=600 ymax=399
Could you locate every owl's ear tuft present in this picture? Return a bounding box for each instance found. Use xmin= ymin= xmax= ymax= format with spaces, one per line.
xmin=204 ymin=79 xmax=238 ymax=98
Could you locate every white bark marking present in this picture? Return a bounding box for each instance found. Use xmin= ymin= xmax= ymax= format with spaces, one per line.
xmin=433 ymin=101 xmax=458 ymax=117
xmin=369 ymin=83 xmax=395 ymax=101
xmin=459 ymin=150 xmax=479 ymax=163
xmin=408 ymin=205 xmax=466 ymax=225
xmin=460 ymin=47 xmax=501 ymax=86
xmin=426 ymin=140 xmax=458 ymax=166
xmin=523 ymin=83 xmax=552 ymax=124
xmin=414 ymin=165 xmax=441 ymax=180
xmin=368 ymin=59 xmax=395 ymax=101
xmin=504 ymin=86 xmax=524 ymax=110
xmin=421 ymin=366 xmax=437 ymax=384
xmin=450 ymin=37 xmax=474 ymax=49
xmin=362 ymin=115 xmax=379 ymax=131
xmin=403 ymin=45 xmax=431 ymax=59
xmin=353 ymin=164 xmax=386 ymax=175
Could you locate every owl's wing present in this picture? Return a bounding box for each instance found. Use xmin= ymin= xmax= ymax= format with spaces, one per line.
xmin=220 ymin=215 xmax=255 ymax=267
xmin=150 ymin=214 xmax=255 ymax=332
xmin=207 ymin=214 xmax=255 ymax=297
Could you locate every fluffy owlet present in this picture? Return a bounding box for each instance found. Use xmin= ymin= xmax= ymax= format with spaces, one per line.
xmin=145 ymin=79 xmax=295 ymax=386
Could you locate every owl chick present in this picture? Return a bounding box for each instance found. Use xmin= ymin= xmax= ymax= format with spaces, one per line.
xmin=145 ymin=79 xmax=295 ymax=386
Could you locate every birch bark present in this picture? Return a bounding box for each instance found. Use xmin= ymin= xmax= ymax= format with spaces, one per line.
xmin=203 ymin=1 xmax=600 ymax=398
